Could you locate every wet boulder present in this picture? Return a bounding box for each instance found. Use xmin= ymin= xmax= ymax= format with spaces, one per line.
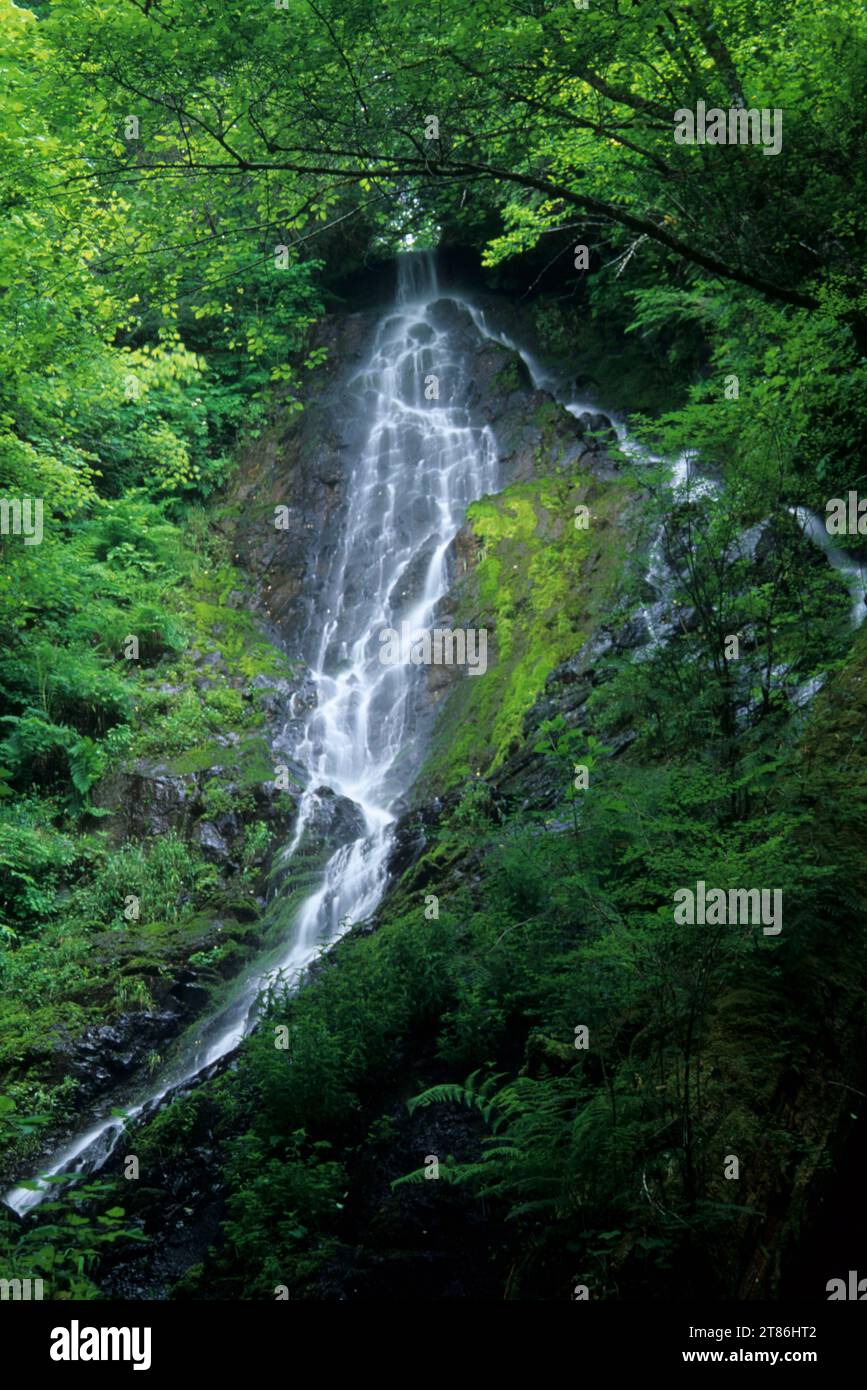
xmin=294 ymin=786 xmax=367 ymax=860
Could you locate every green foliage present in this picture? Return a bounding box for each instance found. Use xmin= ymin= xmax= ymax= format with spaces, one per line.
xmin=0 ymin=1095 xmax=144 ymax=1298
xmin=3 ymin=0 xmax=867 ymax=1306
xmin=210 ymin=634 xmax=860 ymax=1297
xmin=405 ymin=1069 xmax=509 ymax=1130
xmin=219 ymin=1130 xmax=346 ymax=1297
xmin=80 ymin=832 xmax=219 ymax=931
xmin=0 ymin=803 xmax=75 ymax=938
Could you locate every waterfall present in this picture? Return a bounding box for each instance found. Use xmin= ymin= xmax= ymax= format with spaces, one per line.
xmin=5 ymin=251 xmax=498 ymax=1216
xmin=789 ymin=506 xmax=867 ymax=625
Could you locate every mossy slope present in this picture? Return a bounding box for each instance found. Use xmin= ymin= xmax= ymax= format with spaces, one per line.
xmin=419 ymin=468 xmax=632 ymax=793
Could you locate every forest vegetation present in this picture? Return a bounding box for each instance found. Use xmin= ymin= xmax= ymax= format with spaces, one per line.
xmin=1 ymin=0 xmax=866 ymax=1301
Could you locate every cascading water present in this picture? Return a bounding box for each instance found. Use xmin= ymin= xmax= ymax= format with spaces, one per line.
xmin=5 ymin=252 xmax=497 ymax=1216
xmin=462 ymin=303 xmax=867 ymax=638
xmin=788 ymin=506 xmax=867 ymax=625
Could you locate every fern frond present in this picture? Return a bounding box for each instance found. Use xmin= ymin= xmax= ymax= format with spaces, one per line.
xmin=406 ymin=1083 xmax=473 ymax=1116
xmin=391 ymin=1163 xmax=462 ymax=1189
xmin=406 ymin=1070 xmax=508 ymax=1121
xmin=505 ymin=1199 xmax=559 ymax=1220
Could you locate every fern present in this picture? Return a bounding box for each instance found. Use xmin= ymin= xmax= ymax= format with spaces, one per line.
xmin=395 ymin=1069 xmax=585 ymax=1216
xmin=406 ymin=1068 xmax=508 ymax=1132
xmin=391 ymin=1163 xmax=465 ymax=1189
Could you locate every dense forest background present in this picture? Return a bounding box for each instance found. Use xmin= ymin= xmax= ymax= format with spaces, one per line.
xmin=1 ymin=0 xmax=867 ymax=1301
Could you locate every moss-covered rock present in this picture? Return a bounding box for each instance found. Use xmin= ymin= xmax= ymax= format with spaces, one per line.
xmin=418 ymin=469 xmax=633 ymax=793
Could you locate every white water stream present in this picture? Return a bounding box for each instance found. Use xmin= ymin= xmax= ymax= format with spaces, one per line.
xmin=5 ymin=252 xmax=497 ymax=1216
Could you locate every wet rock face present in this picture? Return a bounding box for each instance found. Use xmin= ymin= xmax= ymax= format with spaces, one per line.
xmin=575 ymin=411 xmax=618 ymax=447
xmin=387 ymin=537 xmax=441 ymax=620
xmin=50 ymin=1008 xmax=186 ymax=1110
xmin=426 ymin=296 xmax=479 ymax=341
xmin=99 ymin=749 xmax=304 ymax=875
xmin=229 ymin=293 xmax=616 ymax=665
xmin=112 ymin=763 xmax=196 ymax=838
xmin=194 ymin=819 xmax=233 ymax=863
xmin=230 ymin=310 xmax=379 ymax=656
xmin=95 ymin=656 xmax=309 ymax=876
xmin=386 ymin=798 xmax=442 ymax=879
xmin=294 ymin=785 xmax=367 ymax=859
xmin=219 ymin=276 xmax=628 ymax=895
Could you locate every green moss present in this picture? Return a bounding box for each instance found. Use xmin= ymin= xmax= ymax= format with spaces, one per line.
xmin=418 ymin=471 xmax=632 ymax=793
xmin=167 ymin=734 xmax=274 ymax=782
xmin=492 ymin=356 xmax=524 ymax=393
xmin=189 ymin=592 xmax=285 ymax=683
xmin=533 ymin=399 xmax=564 ymax=432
